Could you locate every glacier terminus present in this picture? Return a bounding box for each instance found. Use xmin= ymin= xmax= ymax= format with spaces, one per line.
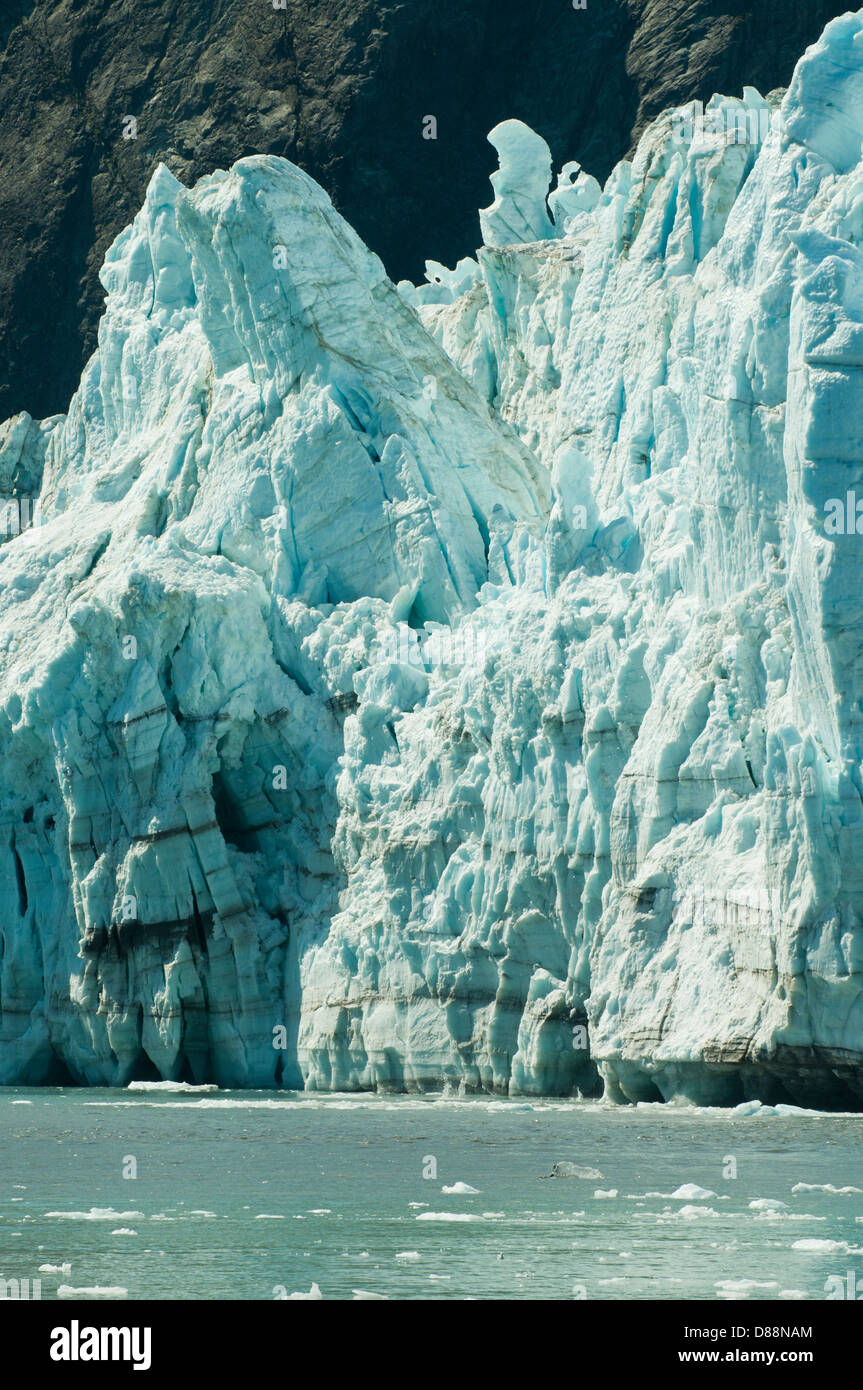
xmin=2 ymin=12 xmax=863 ymax=1109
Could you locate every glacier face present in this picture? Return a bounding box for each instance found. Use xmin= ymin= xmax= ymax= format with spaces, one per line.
xmin=2 ymin=15 xmax=863 ymax=1104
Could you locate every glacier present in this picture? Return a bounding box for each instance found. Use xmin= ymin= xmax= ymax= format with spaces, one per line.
xmin=2 ymin=13 xmax=863 ymax=1105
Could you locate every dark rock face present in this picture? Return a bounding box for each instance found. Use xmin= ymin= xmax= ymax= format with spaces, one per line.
xmin=0 ymin=0 xmax=849 ymax=420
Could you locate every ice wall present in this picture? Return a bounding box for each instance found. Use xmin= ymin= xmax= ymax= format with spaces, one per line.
xmin=2 ymin=14 xmax=863 ymax=1104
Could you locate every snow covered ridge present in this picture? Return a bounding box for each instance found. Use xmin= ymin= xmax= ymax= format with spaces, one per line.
xmin=1 ymin=15 xmax=863 ymax=1104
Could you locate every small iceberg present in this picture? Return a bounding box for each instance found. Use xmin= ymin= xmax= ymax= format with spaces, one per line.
xmin=58 ymin=1285 xmax=127 ymax=1299
xmin=543 ymin=1162 xmax=604 ymax=1180
xmin=671 ymin=1184 xmax=717 ymax=1201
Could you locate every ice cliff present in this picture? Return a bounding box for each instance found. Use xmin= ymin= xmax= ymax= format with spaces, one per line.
xmin=2 ymin=14 xmax=863 ymax=1106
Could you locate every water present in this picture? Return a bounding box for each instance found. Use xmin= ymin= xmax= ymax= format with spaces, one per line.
xmin=1 ymin=1087 xmax=861 ymax=1300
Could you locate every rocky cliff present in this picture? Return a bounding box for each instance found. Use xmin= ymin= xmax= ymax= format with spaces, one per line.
xmin=0 ymin=0 xmax=851 ymax=419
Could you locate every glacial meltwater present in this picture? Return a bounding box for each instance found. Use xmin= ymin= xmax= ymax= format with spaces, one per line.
xmin=1 ymin=1087 xmax=861 ymax=1300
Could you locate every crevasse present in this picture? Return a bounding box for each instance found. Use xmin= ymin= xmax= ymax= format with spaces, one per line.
xmin=1 ymin=14 xmax=863 ymax=1105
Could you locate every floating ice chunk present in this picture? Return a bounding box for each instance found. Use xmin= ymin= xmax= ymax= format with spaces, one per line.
xmin=38 ymin=1263 xmax=72 ymax=1275
xmin=671 ymin=1185 xmax=717 ymax=1200
xmin=441 ymin=1182 xmax=480 ymax=1194
xmin=749 ymin=1198 xmax=789 ymax=1212
xmin=594 ymin=1189 xmax=618 ymax=1199
xmin=126 ymin=1081 xmax=219 ymax=1092
xmin=111 ymin=1229 xmax=138 ymax=1235
xmin=416 ymin=1212 xmax=480 ymax=1222
xmin=352 ymin=1289 xmax=388 ymax=1300
xmin=395 ymin=1252 xmax=421 ymax=1260
xmin=58 ymin=1285 xmax=128 ymax=1299
xmin=792 ymin=1238 xmax=860 ymax=1253
xmin=287 ymin=1283 xmax=323 ymax=1300
xmin=45 ymin=1208 xmax=144 ymax=1221
xmin=792 ymin=1183 xmax=863 ymax=1195
xmin=772 ymin=1106 xmax=835 ymax=1118
xmin=716 ymin=1279 xmax=780 ymax=1298
xmin=545 ymin=1162 xmax=604 ymax=1180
